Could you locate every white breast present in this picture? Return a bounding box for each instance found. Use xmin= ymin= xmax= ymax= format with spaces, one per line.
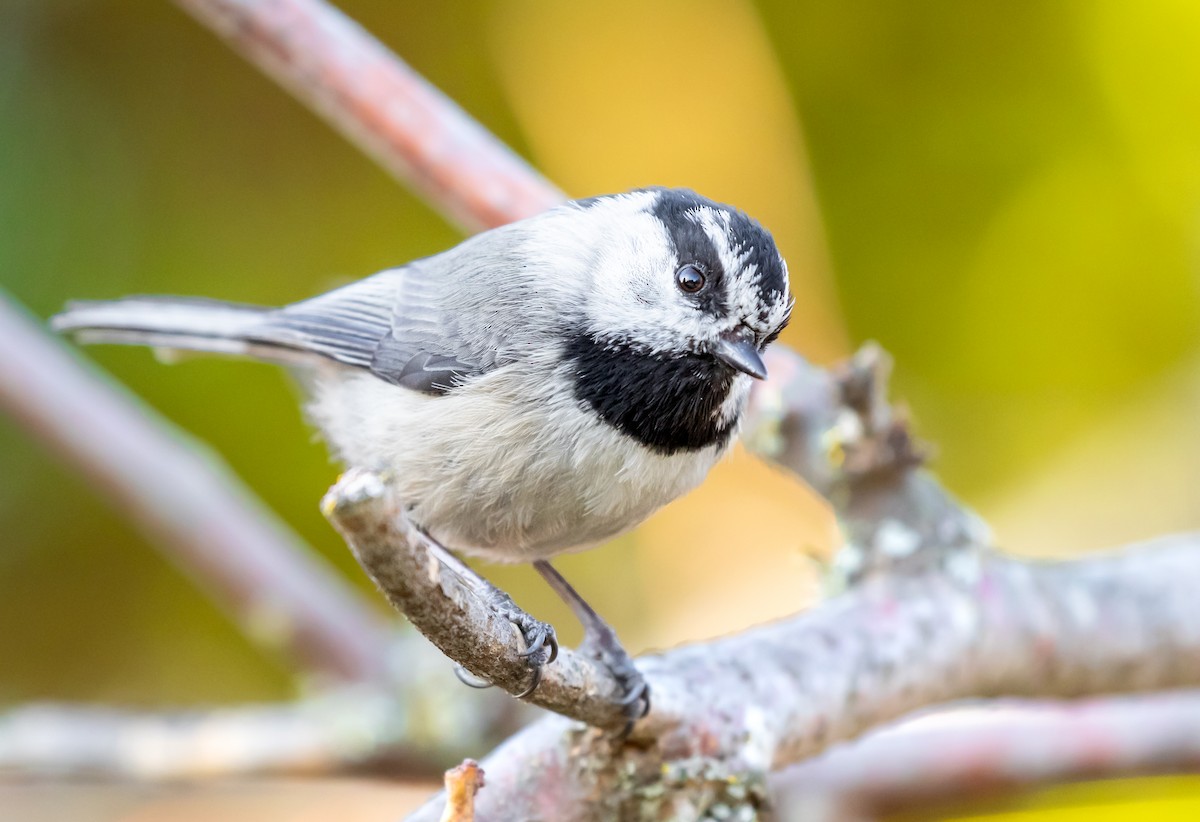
xmin=307 ymin=364 xmax=739 ymax=562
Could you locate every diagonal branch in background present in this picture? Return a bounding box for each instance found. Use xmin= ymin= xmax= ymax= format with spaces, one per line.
xmin=173 ymin=0 xmax=564 ymax=232
xmin=0 ymin=293 xmax=391 ymax=686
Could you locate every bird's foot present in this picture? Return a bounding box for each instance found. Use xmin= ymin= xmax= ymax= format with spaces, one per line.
xmin=407 ymin=523 xmax=557 ymax=699
xmin=491 ymin=593 xmax=559 ymax=697
xmin=580 ymin=621 xmax=650 ymax=730
xmin=452 ymin=599 xmax=557 ymax=696
xmin=533 ymin=560 xmax=650 ymax=732
xmin=449 ymin=590 xmax=557 ymax=698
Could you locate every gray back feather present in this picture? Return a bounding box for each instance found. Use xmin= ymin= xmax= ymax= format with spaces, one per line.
xmin=258 ymin=223 xmax=542 ymax=393
xmin=53 ymin=221 xmax=553 ymax=396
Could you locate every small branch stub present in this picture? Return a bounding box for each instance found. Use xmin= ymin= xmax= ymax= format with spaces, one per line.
xmin=440 ymin=759 xmax=485 ymax=822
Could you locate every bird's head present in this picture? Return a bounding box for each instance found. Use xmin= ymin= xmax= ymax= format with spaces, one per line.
xmin=536 ymin=188 xmax=793 ymax=454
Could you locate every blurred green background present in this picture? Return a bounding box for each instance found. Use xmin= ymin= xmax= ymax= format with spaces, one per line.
xmin=3 ymin=0 xmax=1200 ymax=759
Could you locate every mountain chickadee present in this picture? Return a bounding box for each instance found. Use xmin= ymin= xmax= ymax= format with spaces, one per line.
xmin=53 ymin=187 xmax=793 ymax=721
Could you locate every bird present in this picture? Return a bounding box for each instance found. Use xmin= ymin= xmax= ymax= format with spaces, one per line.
xmin=52 ymin=187 xmax=793 ymax=723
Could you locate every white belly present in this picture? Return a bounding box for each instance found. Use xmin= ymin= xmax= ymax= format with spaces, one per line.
xmin=307 ymin=365 xmax=739 ymax=562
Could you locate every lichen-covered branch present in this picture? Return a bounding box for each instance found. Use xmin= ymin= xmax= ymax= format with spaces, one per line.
xmin=408 ymin=536 xmax=1200 ymax=820
xmin=399 ymin=339 xmax=1200 ymax=817
xmin=745 ymin=344 xmax=992 ymax=583
xmin=173 ymin=0 xmax=564 ymax=232
xmin=0 ymin=293 xmax=391 ymax=685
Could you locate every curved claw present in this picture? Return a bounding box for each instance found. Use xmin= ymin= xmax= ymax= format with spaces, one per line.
xmin=511 ymin=622 xmax=556 ymax=699
xmin=453 ymin=665 xmax=495 ymax=690
xmin=617 ymin=679 xmax=649 ymax=711
xmin=516 ymin=622 xmax=559 ymax=667
xmin=517 ymin=624 xmax=548 ymax=658
xmin=512 ymin=662 xmax=543 ymax=699
xmin=616 ymin=689 xmax=651 ymax=737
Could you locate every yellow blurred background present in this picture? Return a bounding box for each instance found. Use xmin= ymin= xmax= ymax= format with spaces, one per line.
xmin=3 ymin=0 xmax=1200 ymax=817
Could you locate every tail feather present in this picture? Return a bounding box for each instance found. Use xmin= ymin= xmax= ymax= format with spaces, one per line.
xmin=51 ymin=296 xmax=316 ymax=365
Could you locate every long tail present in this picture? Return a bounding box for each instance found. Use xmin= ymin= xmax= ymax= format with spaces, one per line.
xmin=51 ymin=296 xmax=314 ymax=365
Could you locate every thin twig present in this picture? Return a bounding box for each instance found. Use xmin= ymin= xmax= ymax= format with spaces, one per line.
xmin=0 ymin=293 xmax=391 ymax=685
xmin=172 ymin=0 xmax=565 ymax=232
xmin=322 ymin=470 xmax=631 ymax=730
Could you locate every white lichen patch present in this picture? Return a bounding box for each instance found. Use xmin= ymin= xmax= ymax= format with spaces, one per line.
xmin=944 ymin=548 xmax=983 ymax=586
xmin=1063 ymin=583 xmax=1100 ymax=629
xmin=742 ymin=384 xmax=786 ymax=458
xmin=323 ymin=468 xmax=388 ymax=519
xmin=820 ymin=409 xmax=864 ymax=468
xmin=873 ymin=519 xmax=921 ymax=558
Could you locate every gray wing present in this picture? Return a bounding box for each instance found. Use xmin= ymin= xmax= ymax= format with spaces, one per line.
xmin=259 ymin=258 xmax=505 ymax=395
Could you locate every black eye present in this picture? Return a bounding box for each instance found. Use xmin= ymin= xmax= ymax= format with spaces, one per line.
xmin=675 ymin=264 xmax=706 ymax=294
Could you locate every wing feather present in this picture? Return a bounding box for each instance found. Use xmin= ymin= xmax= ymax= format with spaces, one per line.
xmin=256 ymin=262 xmax=494 ymax=394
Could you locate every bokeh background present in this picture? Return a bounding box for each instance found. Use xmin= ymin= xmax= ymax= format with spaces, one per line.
xmin=4 ymin=0 xmax=1200 ymax=817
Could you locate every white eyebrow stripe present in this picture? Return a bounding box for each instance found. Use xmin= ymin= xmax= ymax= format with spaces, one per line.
xmin=690 ymin=207 xmax=746 ymax=279
xmin=694 ymin=207 xmax=768 ymax=328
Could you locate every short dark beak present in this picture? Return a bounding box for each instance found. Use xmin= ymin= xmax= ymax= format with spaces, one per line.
xmin=713 ymin=326 xmax=768 ymax=380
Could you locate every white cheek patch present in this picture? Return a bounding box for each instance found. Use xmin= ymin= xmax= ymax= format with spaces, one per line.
xmin=579 ymin=204 xmax=719 ymax=353
xmin=567 ymin=191 xmax=790 ymax=354
xmin=586 ymin=211 xmax=680 ymax=342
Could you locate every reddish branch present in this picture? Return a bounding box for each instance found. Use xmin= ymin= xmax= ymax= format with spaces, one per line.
xmin=173 ymin=0 xmax=564 ymax=231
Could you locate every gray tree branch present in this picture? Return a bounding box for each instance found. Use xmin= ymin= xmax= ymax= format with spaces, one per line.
xmin=770 ymin=694 xmax=1200 ymax=818
xmin=398 ymin=341 xmax=1200 ymax=818
xmin=406 ymin=536 xmax=1200 ymax=820
xmin=0 ymin=638 xmax=524 ymax=781
xmin=0 ymin=293 xmax=392 ymax=685
xmin=746 ymin=344 xmax=992 ymax=584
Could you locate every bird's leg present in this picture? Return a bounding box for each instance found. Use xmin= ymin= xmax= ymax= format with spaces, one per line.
xmin=533 ymin=560 xmax=650 ymax=726
xmin=408 ymin=526 xmax=558 ymax=698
